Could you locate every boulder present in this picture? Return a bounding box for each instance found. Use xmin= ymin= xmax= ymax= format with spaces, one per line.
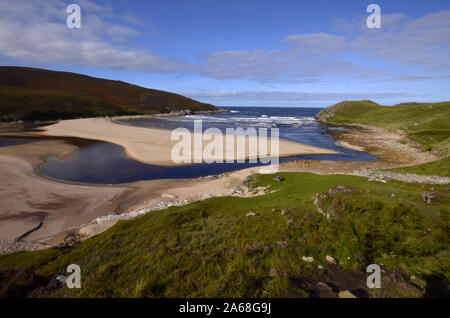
xmin=273 ymin=175 xmax=284 ymax=182
xmin=421 ymin=192 xmax=439 ymax=204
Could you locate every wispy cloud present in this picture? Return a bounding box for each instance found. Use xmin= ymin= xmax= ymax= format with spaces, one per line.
xmin=183 ymin=90 xmax=413 ymax=102
xmin=351 ymin=11 xmax=450 ymax=71
xmin=0 ymin=0 xmax=187 ymax=73
xmin=198 ymin=11 xmax=450 ymax=82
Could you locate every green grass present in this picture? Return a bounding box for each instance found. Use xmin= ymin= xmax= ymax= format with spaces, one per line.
xmin=387 ymin=157 xmax=450 ymax=177
xmin=1 ymin=172 xmax=448 ymax=297
xmin=323 ymin=101 xmax=450 ymax=156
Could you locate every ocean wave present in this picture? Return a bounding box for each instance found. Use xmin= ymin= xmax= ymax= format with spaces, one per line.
xmin=165 ymin=115 xmax=316 ymax=125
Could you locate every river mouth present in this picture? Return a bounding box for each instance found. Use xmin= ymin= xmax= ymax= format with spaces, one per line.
xmin=0 ymin=124 xmax=377 ymax=185
xmin=38 ymin=139 xmax=376 ymax=185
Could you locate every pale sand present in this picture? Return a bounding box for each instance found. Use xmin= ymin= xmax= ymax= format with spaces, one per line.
xmin=41 ymin=118 xmax=337 ymax=165
xmin=0 ymin=154 xmax=130 ymax=244
xmin=0 ymin=140 xmax=262 ymax=253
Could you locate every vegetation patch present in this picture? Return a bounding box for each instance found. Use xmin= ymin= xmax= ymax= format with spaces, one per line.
xmin=0 ymin=172 xmax=448 ymax=297
xmin=316 ymin=100 xmax=450 ymax=156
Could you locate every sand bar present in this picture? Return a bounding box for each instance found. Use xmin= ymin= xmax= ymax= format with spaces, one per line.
xmin=41 ymin=118 xmax=337 ymax=165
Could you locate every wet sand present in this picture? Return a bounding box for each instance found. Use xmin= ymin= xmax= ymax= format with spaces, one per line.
xmin=0 ymin=139 xmax=132 ymax=247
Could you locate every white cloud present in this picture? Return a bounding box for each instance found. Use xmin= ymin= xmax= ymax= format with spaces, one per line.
xmin=184 ymin=90 xmax=413 ymax=102
xmin=0 ymin=0 xmax=187 ymax=73
xmin=198 ymin=37 xmax=389 ymax=81
xmin=351 ymin=11 xmax=450 ymax=71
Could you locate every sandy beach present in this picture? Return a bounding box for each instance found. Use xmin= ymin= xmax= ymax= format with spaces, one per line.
xmin=0 ymin=138 xmax=264 ymax=254
xmin=41 ymin=118 xmax=338 ymax=165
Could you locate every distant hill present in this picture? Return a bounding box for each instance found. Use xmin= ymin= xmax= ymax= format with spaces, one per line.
xmin=316 ymin=100 xmax=450 ymax=156
xmin=0 ymin=66 xmax=218 ymax=121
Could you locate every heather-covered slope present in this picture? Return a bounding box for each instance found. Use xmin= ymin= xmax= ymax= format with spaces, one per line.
xmin=0 ymin=67 xmax=217 ymax=121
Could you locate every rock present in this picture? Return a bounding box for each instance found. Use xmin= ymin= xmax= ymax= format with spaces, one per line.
xmin=325 ymin=255 xmax=337 ymax=265
xmin=281 ymin=209 xmax=288 ymax=215
xmin=269 ymin=268 xmax=277 ymax=277
xmin=421 ymin=192 xmax=440 ymax=204
xmin=55 ymin=275 xmax=67 ymax=285
xmin=317 ymin=265 xmax=324 ymax=269
xmin=161 ymin=193 xmax=176 ymax=199
xmin=271 ymin=208 xmax=276 ymax=212
xmin=246 ymin=212 xmax=257 ymax=217
xmin=391 ymin=193 xmax=396 ymax=198
xmin=243 ymin=177 xmax=250 ymax=183
xmin=302 ymin=256 xmax=314 ymax=263
xmin=338 ymin=290 xmax=357 ymax=298
xmin=273 ymin=175 xmax=284 ymax=182
xmin=287 ymin=218 xmax=293 ymax=225
xmin=276 ymin=241 xmax=288 ymax=248
xmin=230 ymin=184 xmax=250 ymax=196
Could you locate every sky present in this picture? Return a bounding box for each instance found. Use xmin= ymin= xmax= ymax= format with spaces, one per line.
xmin=0 ymin=0 xmax=449 ymax=107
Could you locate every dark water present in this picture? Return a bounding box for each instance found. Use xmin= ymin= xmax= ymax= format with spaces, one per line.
xmin=40 ymin=141 xmax=274 ymax=184
xmin=3 ymin=107 xmax=377 ymax=184
xmin=0 ymin=137 xmax=35 ymax=147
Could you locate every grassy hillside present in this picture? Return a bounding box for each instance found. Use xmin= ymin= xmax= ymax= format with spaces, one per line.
xmin=0 ymin=66 xmax=217 ymax=121
xmin=316 ymin=101 xmax=450 ymax=156
xmin=1 ymin=172 xmax=448 ymax=297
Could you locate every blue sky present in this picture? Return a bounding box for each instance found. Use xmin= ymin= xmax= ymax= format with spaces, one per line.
xmin=0 ymin=0 xmax=449 ymax=107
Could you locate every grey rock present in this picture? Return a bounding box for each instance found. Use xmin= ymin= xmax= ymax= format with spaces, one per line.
xmin=273 ymin=175 xmax=284 ymax=182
